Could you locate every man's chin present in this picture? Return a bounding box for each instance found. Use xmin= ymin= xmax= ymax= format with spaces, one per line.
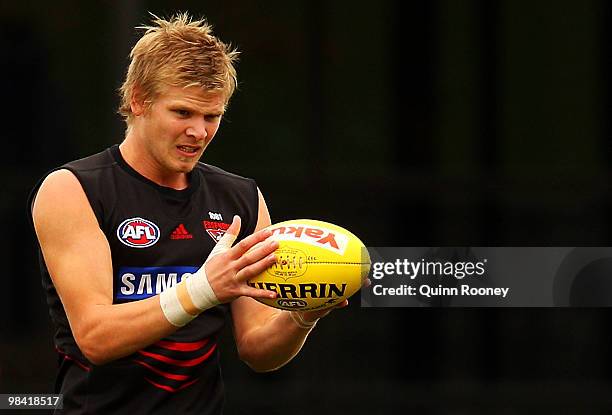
xmin=175 ymin=158 xmax=200 ymax=173
xmin=175 ymin=164 xmax=196 ymax=174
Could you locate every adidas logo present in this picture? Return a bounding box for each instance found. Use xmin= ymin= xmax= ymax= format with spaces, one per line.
xmin=170 ymin=224 xmax=193 ymax=240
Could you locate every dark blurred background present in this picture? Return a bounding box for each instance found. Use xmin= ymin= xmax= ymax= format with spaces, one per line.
xmin=2 ymin=0 xmax=612 ymax=413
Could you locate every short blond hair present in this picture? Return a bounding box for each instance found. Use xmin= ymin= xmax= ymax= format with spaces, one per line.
xmin=118 ymin=13 xmax=239 ymax=125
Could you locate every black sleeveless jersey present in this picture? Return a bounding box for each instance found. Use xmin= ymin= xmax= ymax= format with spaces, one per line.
xmin=28 ymin=145 xmax=259 ymax=414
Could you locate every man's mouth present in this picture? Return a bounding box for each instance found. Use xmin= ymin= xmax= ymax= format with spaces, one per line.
xmin=177 ymin=145 xmax=199 ymax=155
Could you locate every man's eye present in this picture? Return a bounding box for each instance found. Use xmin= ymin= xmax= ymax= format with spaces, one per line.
xmin=175 ymin=109 xmax=190 ymax=117
xmin=205 ymin=114 xmax=221 ymax=122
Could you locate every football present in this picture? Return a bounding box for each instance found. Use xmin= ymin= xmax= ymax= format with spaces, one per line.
xmin=248 ymin=219 xmax=371 ymax=311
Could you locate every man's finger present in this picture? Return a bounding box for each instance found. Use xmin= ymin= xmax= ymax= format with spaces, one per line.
xmin=229 ymin=227 xmax=274 ymax=259
xmin=206 ymin=215 xmax=241 ymax=263
xmin=235 ymin=253 xmax=277 ymax=282
xmin=239 ymin=285 xmax=278 ymax=300
xmin=236 ymin=239 xmax=278 ymax=270
xmin=336 ymin=299 xmax=349 ymax=308
xmin=225 ymin=215 xmax=241 ymax=237
xmin=301 ymin=299 xmax=349 ymax=322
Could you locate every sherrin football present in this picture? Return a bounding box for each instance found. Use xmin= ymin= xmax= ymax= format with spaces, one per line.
xmin=248 ymin=219 xmax=371 ymax=311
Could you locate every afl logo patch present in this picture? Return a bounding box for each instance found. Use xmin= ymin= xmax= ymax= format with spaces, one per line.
xmin=117 ymin=217 xmax=160 ymax=248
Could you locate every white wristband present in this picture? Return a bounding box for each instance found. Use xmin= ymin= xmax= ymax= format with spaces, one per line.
xmin=290 ymin=311 xmax=319 ymax=330
xmin=186 ymin=266 xmax=220 ymax=310
xmin=159 ymin=284 xmax=197 ymax=327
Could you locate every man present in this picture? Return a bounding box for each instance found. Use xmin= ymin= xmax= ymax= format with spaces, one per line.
xmin=29 ymin=13 xmax=337 ymax=414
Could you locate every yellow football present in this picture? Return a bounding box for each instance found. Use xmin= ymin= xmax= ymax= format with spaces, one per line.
xmin=248 ymin=219 xmax=371 ymax=311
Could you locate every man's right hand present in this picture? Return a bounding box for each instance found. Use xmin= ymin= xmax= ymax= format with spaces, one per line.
xmin=203 ymin=215 xmax=278 ymax=303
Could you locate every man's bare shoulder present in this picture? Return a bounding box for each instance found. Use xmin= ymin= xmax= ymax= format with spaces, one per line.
xmin=32 ymin=169 xmax=94 ymax=232
xmin=35 ymin=169 xmax=83 ymax=203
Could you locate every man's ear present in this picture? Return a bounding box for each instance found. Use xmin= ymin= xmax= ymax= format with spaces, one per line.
xmin=130 ymin=86 xmax=146 ymax=116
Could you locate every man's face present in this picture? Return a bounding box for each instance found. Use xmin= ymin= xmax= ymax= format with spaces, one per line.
xmin=135 ymin=85 xmax=226 ymax=175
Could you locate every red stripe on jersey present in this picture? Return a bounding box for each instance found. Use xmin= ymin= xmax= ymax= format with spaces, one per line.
xmin=144 ymin=377 xmax=200 ymax=393
xmin=133 ymin=360 xmax=190 ymax=381
xmin=55 ymin=347 xmax=91 ymax=372
xmin=137 ymin=343 xmax=216 ymax=367
xmin=155 ymin=338 xmax=209 ymax=352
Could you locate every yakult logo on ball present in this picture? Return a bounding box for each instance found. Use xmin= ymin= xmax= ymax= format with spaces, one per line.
xmin=270 ymin=225 xmax=349 ymax=255
xmin=117 ymin=217 xmax=160 ymax=248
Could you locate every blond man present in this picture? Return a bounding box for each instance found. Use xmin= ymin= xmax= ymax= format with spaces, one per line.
xmin=29 ymin=14 xmax=333 ymax=414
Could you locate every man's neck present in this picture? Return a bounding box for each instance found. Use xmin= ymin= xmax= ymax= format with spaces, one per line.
xmin=119 ymin=135 xmax=189 ymax=190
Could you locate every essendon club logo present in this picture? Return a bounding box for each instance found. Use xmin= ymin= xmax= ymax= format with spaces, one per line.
xmin=117 ymin=217 xmax=160 ymax=248
xmin=203 ymin=220 xmax=230 ymax=243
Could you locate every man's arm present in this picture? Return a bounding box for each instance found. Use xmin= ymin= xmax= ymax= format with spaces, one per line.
xmin=32 ymin=170 xmax=177 ymax=364
xmin=32 ymin=170 xmax=277 ymax=365
xmin=231 ymin=189 xmax=341 ymax=372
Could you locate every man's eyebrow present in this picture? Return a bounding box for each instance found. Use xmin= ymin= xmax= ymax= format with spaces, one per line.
xmin=169 ymin=102 xmax=225 ymax=114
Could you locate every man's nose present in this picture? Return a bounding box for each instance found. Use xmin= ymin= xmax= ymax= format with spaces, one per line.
xmin=185 ymin=119 xmax=207 ymax=141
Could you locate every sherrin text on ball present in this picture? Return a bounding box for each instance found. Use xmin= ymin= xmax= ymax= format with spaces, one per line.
xmin=248 ymin=219 xmax=371 ymax=311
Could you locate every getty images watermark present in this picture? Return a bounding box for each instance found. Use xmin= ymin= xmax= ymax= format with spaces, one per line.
xmin=361 ymin=247 xmax=612 ymax=307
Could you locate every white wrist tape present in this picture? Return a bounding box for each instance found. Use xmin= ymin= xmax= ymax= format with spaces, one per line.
xmin=159 ymin=224 xmax=239 ymax=327
xmin=207 ymin=228 xmax=238 ymax=260
xmin=290 ymin=311 xmax=319 ymax=330
xmin=185 ymin=266 xmax=219 ymax=310
xmin=159 ymin=285 xmax=197 ymax=327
